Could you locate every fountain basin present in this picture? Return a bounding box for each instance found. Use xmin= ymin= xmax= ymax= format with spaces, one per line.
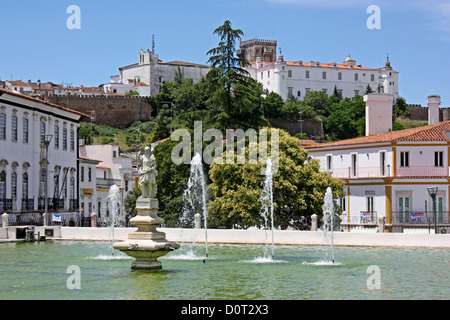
xmin=113 ymin=197 xmax=180 ymax=270
xmin=113 ymin=239 xmax=180 ymax=270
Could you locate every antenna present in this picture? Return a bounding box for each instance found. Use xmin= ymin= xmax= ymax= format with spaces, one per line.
xmin=152 ymin=34 xmax=155 ymax=53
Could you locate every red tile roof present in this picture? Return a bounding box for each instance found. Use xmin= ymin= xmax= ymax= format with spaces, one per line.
xmin=305 ymin=121 xmax=450 ymax=150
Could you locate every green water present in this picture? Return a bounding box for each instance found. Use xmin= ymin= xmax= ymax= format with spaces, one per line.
xmin=0 ymin=241 xmax=448 ymax=300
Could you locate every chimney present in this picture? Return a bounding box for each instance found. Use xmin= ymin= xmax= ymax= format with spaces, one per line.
xmin=427 ymin=95 xmax=441 ymax=125
xmin=364 ymin=93 xmax=394 ymax=136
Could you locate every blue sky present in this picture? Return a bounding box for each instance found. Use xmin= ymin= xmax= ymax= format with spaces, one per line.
xmin=0 ymin=0 xmax=449 ymax=105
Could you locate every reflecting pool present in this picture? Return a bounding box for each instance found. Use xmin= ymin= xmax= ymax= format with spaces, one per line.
xmin=0 ymin=241 xmax=448 ymax=300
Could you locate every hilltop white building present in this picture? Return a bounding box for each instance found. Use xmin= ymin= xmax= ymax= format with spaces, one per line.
xmin=246 ymin=53 xmax=399 ymax=101
xmin=306 ymin=94 xmax=449 ymax=233
xmin=104 ymin=49 xmax=211 ymax=96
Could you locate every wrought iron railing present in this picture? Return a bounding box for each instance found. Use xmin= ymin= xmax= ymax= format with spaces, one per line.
xmin=326 ymin=165 xmax=449 ymax=179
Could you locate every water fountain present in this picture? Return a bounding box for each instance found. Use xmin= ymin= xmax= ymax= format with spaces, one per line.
xmin=322 ymin=187 xmax=335 ymax=264
xmin=179 ymin=153 xmax=209 ymax=258
xmin=259 ymin=158 xmax=275 ymax=261
xmin=113 ymin=147 xmax=180 ymax=270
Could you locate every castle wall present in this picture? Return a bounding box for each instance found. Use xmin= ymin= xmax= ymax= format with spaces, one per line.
xmin=42 ymin=95 xmax=153 ymax=128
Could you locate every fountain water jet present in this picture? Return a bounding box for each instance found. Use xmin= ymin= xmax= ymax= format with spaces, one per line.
xmin=259 ymin=158 xmax=275 ymax=260
xmin=179 ymin=153 xmax=209 ymax=258
xmin=322 ymin=187 xmax=335 ymax=264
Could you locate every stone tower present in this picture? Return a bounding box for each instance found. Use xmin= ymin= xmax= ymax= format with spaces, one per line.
xmin=237 ymin=39 xmax=277 ymax=63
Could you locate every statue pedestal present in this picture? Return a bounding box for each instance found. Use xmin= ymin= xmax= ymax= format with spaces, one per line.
xmin=113 ymin=197 xmax=180 ymax=270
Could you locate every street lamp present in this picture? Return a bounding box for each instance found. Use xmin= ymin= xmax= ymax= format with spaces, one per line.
xmin=427 ymin=187 xmax=438 ymax=234
xmin=41 ymin=134 xmax=53 ymax=226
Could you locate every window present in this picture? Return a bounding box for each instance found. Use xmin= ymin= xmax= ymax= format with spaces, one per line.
xmin=88 ymin=167 xmax=92 ymax=182
xmin=322 ymin=89 xmax=327 ymax=94
xmin=11 ymin=116 xmax=17 ymax=142
xmin=63 ymin=128 xmax=67 ymax=150
xmin=113 ymin=150 xmax=117 ymax=158
xmin=11 ymin=172 xmax=17 ymax=198
xmin=305 ymin=71 xmax=310 ymax=79
xmin=288 ymin=70 xmax=292 ymax=78
xmin=398 ymin=196 xmax=410 ymax=223
xmin=433 ymin=196 xmax=444 ymax=223
xmin=0 ymin=171 xmax=5 ymax=200
xmin=380 ymin=152 xmax=386 ymax=176
xmin=354 ymin=73 xmax=359 ymax=81
xmin=322 ymin=72 xmax=326 ymax=80
xmin=23 ymin=118 xmax=28 ymax=143
xmin=351 ymin=153 xmax=357 ymax=177
xmin=81 ymin=167 xmax=84 ymax=182
xmin=305 ymin=88 xmax=311 ymax=93
xmin=338 ymin=89 xmax=343 ymax=100
xmin=287 ymin=87 xmax=293 ymax=98
xmin=267 ymin=71 xmax=270 ymax=78
xmin=261 ymin=72 xmax=263 ymax=79
xmin=434 ymin=151 xmax=444 ymax=167
xmin=70 ymin=129 xmax=74 ymax=151
xmin=371 ymin=74 xmax=375 ymax=82
xmin=54 ymin=126 xmax=59 ymax=148
xmin=367 ymin=196 xmax=374 ymax=213
xmin=22 ymin=172 xmax=28 ymax=199
xmin=400 ymin=151 xmax=409 ymax=167
xmin=40 ymin=168 xmax=46 ymax=198
xmin=297 ymin=91 xmax=301 ymax=97
xmin=338 ymin=72 xmax=342 ymax=80
xmin=70 ymin=177 xmax=75 ymax=200
xmin=88 ymin=202 xmax=92 ymax=214
xmin=326 ymin=155 xmax=332 ymax=171
xmin=354 ymin=90 xmax=360 ymax=97
xmin=339 ymin=197 xmax=346 ymax=212
xmin=0 ymin=113 xmax=6 ymax=140
xmin=40 ymin=122 xmax=46 ymax=144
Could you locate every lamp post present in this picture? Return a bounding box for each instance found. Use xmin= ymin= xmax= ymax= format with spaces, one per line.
xmin=427 ymin=187 xmax=438 ymax=234
xmin=41 ymin=134 xmax=53 ymax=226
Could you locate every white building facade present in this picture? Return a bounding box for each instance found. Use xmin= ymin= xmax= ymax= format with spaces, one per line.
xmin=104 ymin=49 xmax=211 ymax=96
xmin=306 ymin=94 xmax=449 ymax=233
xmin=79 ymin=144 xmax=136 ymax=226
xmin=246 ymin=53 xmax=399 ymax=101
xmin=0 ymin=88 xmax=88 ymax=225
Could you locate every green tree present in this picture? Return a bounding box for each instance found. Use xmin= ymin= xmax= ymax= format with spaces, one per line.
xmin=365 ymin=84 xmax=374 ymax=94
xmin=262 ymin=91 xmax=284 ymax=119
xmin=204 ymin=20 xmax=266 ymax=131
xmin=303 ymin=90 xmax=331 ymax=119
xmin=208 ymin=128 xmax=345 ymax=229
xmin=325 ymin=96 xmax=365 ymax=140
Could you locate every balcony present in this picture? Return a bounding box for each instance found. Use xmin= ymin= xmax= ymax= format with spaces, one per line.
xmin=326 ymin=166 xmax=449 ymax=179
xmin=21 ymin=199 xmax=34 ymax=211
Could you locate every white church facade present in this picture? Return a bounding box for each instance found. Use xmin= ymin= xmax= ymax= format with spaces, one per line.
xmin=104 ymin=49 xmax=211 ymax=96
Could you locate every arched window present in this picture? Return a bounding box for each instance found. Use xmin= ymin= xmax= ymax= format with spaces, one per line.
xmin=23 ymin=118 xmax=29 ymax=143
xmin=22 ymin=172 xmax=28 ymax=200
xmin=70 ymin=177 xmax=75 ymax=199
xmin=0 ymin=114 xmax=6 ymax=140
xmin=0 ymin=171 xmax=6 ymax=200
xmin=11 ymin=172 xmax=17 ymax=198
xmin=40 ymin=121 xmax=46 ymax=144
xmin=11 ymin=116 xmax=17 ymax=142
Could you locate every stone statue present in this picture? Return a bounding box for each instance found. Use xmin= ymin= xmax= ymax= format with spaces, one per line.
xmin=138 ymin=146 xmax=158 ymax=199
